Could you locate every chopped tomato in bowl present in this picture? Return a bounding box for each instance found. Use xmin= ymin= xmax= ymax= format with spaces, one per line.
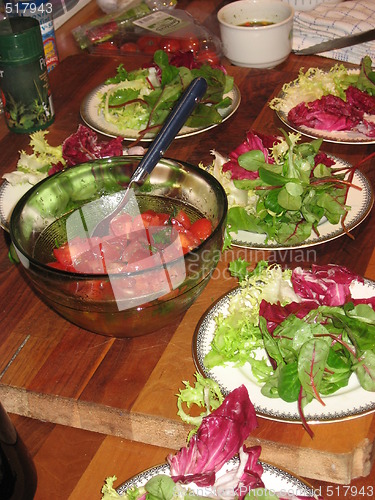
xmin=10 ymin=157 xmax=227 ymax=338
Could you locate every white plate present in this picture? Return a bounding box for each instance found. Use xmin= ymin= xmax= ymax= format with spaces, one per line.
xmin=193 ymin=279 xmax=375 ymax=424
xmin=275 ymin=71 xmax=375 ymax=144
xmin=80 ymin=84 xmax=241 ymax=141
xmin=116 ymin=458 xmax=318 ymax=498
xmin=0 ymin=181 xmax=34 ymax=232
xmin=231 ymin=162 xmax=374 ymax=250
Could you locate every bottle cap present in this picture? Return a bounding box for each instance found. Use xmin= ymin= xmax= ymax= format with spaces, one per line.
xmin=0 ymin=17 xmax=44 ymax=63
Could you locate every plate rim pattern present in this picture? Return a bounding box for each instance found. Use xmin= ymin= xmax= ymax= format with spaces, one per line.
xmin=116 ymin=458 xmax=317 ymax=497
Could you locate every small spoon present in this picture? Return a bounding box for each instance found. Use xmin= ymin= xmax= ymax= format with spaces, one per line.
xmin=91 ymin=76 xmax=208 ymax=238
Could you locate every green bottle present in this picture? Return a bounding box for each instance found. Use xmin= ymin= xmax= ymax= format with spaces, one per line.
xmin=0 ymin=16 xmax=54 ymax=133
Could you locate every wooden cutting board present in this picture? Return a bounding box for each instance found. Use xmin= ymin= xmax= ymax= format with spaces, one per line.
xmin=1 ymin=53 xmax=375 ymax=486
xmin=1 ymin=248 xmax=375 ymax=485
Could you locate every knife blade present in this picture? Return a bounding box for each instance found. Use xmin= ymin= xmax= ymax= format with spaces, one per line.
xmin=293 ymin=28 xmax=375 ymax=55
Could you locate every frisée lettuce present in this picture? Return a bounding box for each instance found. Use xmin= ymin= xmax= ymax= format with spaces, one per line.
xmin=2 ymin=130 xmax=64 ymax=187
xmin=204 ymin=261 xmax=300 ymax=373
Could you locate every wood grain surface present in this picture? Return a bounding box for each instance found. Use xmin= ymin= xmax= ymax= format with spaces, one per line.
xmin=0 ymin=1 xmax=375 ymax=498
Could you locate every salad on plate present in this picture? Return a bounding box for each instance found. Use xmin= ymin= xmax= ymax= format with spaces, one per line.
xmin=203 ymin=129 xmax=369 ymax=249
xmin=197 ymin=260 xmax=375 ymax=437
xmin=87 ymin=49 xmax=235 ymax=141
xmin=102 ymin=384 xmax=321 ymax=499
xmin=269 ymin=55 xmax=375 ymax=143
xmin=0 ymin=125 xmax=145 ymax=231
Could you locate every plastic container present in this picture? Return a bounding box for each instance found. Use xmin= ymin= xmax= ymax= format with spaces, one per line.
xmin=74 ymin=7 xmax=222 ymax=65
xmin=0 ymin=16 xmax=55 ymax=133
xmin=7 ymin=0 xmax=59 ymax=72
xmin=97 ymin=0 xmax=177 ymax=15
xmin=73 ymin=0 xmax=156 ymax=49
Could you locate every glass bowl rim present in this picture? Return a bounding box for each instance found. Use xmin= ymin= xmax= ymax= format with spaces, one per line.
xmin=9 ymin=155 xmax=228 ymax=279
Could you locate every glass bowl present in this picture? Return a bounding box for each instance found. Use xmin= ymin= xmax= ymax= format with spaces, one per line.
xmin=10 ymin=156 xmax=227 ymax=338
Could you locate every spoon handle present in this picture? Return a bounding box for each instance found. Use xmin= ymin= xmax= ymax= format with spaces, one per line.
xmin=130 ymin=76 xmax=208 ymax=185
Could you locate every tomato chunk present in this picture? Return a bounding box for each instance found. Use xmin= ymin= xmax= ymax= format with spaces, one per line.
xmin=173 ymin=209 xmax=191 ymax=229
xmin=189 ymin=218 xmax=212 ymax=240
xmin=110 ymin=213 xmax=133 ymax=237
xmin=48 ymin=208 xmax=213 ymax=274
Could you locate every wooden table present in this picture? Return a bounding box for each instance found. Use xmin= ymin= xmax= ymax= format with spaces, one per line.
xmin=1 ymin=1 xmax=375 ymax=498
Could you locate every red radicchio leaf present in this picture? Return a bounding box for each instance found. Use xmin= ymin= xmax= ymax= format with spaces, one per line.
xmin=48 ymin=161 xmax=65 ymax=176
xmin=356 ymin=118 xmax=375 ymax=137
xmin=259 ymin=299 xmax=320 ymax=333
xmin=235 ymin=445 xmax=264 ymax=498
xmin=346 ymin=85 xmax=375 ymax=113
xmin=288 ymin=99 xmax=356 ymax=131
xmin=61 ymin=125 xmax=123 ymax=168
xmin=222 ymin=130 xmax=279 ymax=181
xmin=168 ymin=50 xmax=199 ymax=69
xmin=287 ymin=86 xmax=375 ymax=137
xmin=313 ymin=151 xmax=335 ymax=168
xmin=291 ymin=264 xmax=364 ymax=307
xmin=167 ymin=385 xmax=257 ymax=487
xmin=352 ymin=297 xmax=375 ymax=308
xmin=222 ymin=159 xmax=260 ymax=180
xmin=213 ymin=445 xmax=264 ymax=500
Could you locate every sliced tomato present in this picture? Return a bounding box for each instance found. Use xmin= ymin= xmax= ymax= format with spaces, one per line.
xmin=48 ymin=210 xmax=213 ymax=273
xmin=170 ymin=218 xmax=188 ymax=232
xmin=130 ymin=213 xmax=145 ymax=232
xmin=140 ymin=210 xmax=162 ymax=227
xmin=47 ymin=261 xmax=75 ymax=272
xmin=178 ymin=231 xmax=201 ymax=254
xmin=53 ymin=236 xmax=99 ymax=266
xmin=110 ymin=213 xmax=133 ymax=237
xmin=174 ymin=209 xmax=191 ymax=229
xmin=73 ymin=248 xmax=106 ymax=274
xmin=53 ymin=244 xmax=72 ymax=266
xmin=157 ymin=212 xmax=171 ymax=225
xmin=121 ymin=238 xmax=151 ymax=265
xmin=100 ymin=239 xmax=124 ymax=263
xmin=189 ymin=218 xmax=212 ymax=240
